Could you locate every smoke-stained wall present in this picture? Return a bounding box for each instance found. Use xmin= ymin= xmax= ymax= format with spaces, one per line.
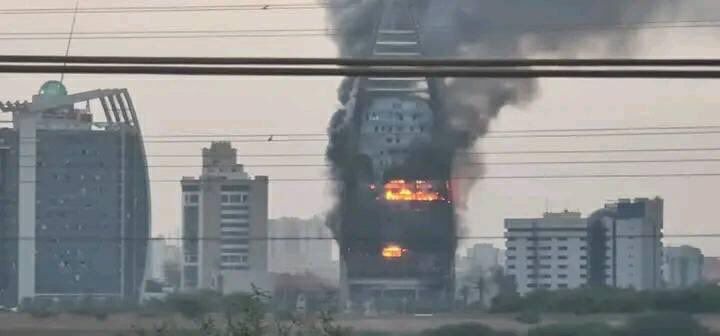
xmin=325 ymin=0 xmax=683 ymax=306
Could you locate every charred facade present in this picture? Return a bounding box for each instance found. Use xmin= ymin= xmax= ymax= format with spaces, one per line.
xmin=328 ymin=0 xmax=456 ymax=309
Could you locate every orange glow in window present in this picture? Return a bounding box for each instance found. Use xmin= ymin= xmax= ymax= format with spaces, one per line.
xmin=384 ymin=179 xmax=443 ymax=202
xmin=382 ymin=244 xmax=407 ymax=259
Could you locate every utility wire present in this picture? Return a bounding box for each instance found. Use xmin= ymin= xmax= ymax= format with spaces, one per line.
xmin=0 ymin=3 xmax=335 ymax=15
xmin=3 ymin=64 xmax=720 ymax=78
xmin=5 ymin=55 xmax=720 ymax=67
xmin=136 ymin=125 xmax=720 ymax=138
xmin=19 ymin=158 xmax=720 ymax=169
xmin=17 ymin=146 xmax=720 ymax=159
xmin=15 ymin=173 xmax=720 ymax=184
xmin=3 ymin=20 xmax=720 ymax=41
xmin=0 ymin=233 xmax=717 ymax=241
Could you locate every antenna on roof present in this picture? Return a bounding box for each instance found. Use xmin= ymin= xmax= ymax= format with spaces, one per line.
xmin=60 ymin=0 xmax=80 ymax=84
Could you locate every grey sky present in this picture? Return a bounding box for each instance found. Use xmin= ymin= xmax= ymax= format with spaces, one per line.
xmin=2 ymin=1 xmax=720 ymax=254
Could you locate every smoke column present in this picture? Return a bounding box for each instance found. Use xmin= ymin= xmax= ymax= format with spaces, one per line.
xmin=326 ymin=0 xmax=680 ymax=227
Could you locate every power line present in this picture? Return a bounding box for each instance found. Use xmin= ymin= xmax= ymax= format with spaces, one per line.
xmin=16 ymin=128 xmax=720 ymax=144
xmin=0 ymin=233 xmax=717 ymax=241
xmin=6 ymin=55 xmax=720 ymax=68
xmin=15 ymin=173 xmax=720 ymax=184
xmin=1 ymin=20 xmax=720 ymax=41
xmin=0 ymin=3 xmax=335 ymax=15
xmin=18 ymin=158 xmax=720 ymax=169
xmin=3 ymin=64 xmax=720 ymax=78
xmin=17 ymin=146 xmax=720 ymax=159
xmin=134 ymin=124 xmax=720 ymax=138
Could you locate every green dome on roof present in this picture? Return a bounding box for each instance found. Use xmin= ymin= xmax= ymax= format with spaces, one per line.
xmin=39 ymin=80 xmax=68 ymax=96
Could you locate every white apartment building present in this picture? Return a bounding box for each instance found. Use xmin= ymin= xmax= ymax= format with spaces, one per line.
xmin=180 ymin=142 xmax=270 ymax=294
xmin=505 ymin=211 xmax=588 ymax=295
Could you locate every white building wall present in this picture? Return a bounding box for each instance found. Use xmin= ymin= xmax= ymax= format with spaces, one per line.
xmin=601 ymin=198 xmax=663 ymax=290
xmin=664 ymin=246 xmax=704 ymax=289
xmin=505 ymin=212 xmax=588 ymax=296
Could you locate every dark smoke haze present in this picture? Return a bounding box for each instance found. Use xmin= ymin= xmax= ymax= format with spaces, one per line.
xmin=326 ymin=0 xmax=681 ymax=215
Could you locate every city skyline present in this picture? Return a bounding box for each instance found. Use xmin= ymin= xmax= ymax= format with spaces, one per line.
xmin=2 ymin=0 xmax=720 ymax=257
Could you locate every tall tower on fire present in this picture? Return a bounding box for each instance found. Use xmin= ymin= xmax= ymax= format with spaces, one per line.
xmin=339 ymin=0 xmax=455 ymax=310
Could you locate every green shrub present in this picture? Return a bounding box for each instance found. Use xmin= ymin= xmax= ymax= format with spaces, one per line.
xmin=421 ymin=323 xmax=516 ymax=336
xmin=515 ymin=310 xmax=541 ymax=324
xmin=528 ymin=323 xmax=618 ymax=336
xmin=623 ymin=312 xmax=711 ymax=336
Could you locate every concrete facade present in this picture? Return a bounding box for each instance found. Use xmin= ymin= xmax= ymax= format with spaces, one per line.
xmin=0 ymin=81 xmax=151 ymax=306
xmin=663 ymin=245 xmax=703 ymax=289
xmin=268 ymin=217 xmax=338 ymax=283
xmin=180 ymin=142 xmax=269 ymax=294
xmin=505 ymin=211 xmax=588 ymax=295
xmin=588 ymin=198 xmax=664 ymax=290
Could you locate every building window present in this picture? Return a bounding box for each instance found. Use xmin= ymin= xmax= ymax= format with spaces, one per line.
xmin=230 ymin=195 xmax=243 ymax=203
xmin=542 ymin=284 xmax=551 ymax=289
xmin=508 ymin=247 xmax=516 ymax=251
xmin=580 ymin=246 xmax=587 ymax=250
xmin=558 ymin=256 xmax=568 ymax=260
xmin=558 ymin=284 xmax=568 ymax=289
xmin=581 ymin=274 xmax=587 ymax=278
xmin=557 ymin=237 xmax=568 ymax=241
xmin=558 ymin=246 xmax=568 ymax=251
xmin=507 ymin=265 xmax=516 ymax=269
xmin=527 ymin=246 xmax=536 ymax=251
xmin=580 ymin=256 xmax=587 ymax=260
xmin=222 ymin=195 xmax=229 ymax=202
xmin=558 ymin=265 xmax=568 ymax=269
xmin=527 ymin=283 xmax=537 ymax=288
xmin=558 ymin=274 xmax=568 ymax=279
xmin=507 ymin=256 xmax=516 ymax=260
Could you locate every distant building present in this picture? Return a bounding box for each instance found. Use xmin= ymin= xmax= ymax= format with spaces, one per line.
xmin=505 ymin=211 xmax=588 ymax=295
xmin=587 ymin=198 xmax=664 ymax=290
xmin=0 ymin=82 xmax=151 ymax=306
xmin=455 ymin=243 xmax=503 ymax=307
xmin=149 ymin=237 xmax=181 ymax=283
xmin=663 ymin=245 xmax=703 ymax=289
xmin=702 ymin=257 xmax=720 ymax=284
xmin=180 ymin=142 xmax=269 ymax=294
xmin=268 ymin=216 xmax=338 ymax=283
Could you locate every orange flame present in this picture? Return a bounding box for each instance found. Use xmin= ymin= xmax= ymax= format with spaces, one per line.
xmin=382 ymin=244 xmax=407 ymax=259
xmin=384 ymin=179 xmax=443 ymax=202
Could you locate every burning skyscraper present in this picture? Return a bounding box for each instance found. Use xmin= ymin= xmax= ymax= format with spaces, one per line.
xmin=326 ymin=0 xmax=680 ymax=310
xmin=327 ymin=0 xmax=456 ymax=309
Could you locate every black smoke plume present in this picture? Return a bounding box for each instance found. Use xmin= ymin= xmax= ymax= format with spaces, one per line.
xmin=326 ymin=0 xmax=680 ymax=232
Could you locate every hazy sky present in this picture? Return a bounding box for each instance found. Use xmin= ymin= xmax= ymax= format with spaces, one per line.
xmin=3 ymin=1 xmax=720 ymax=254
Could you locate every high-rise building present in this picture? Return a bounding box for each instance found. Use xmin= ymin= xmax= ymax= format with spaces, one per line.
xmin=663 ymin=245 xmax=704 ymax=289
xmin=505 ymin=211 xmax=589 ymax=295
xmin=0 ymin=81 xmax=151 ymax=306
xmin=337 ymin=0 xmax=455 ymax=309
xmin=504 ymin=198 xmax=664 ymax=295
xmin=587 ymin=198 xmax=664 ymax=290
xmin=149 ymin=237 xmax=181 ymax=283
xmin=268 ymin=217 xmax=338 ymax=283
xmin=180 ymin=142 xmax=269 ymax=294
